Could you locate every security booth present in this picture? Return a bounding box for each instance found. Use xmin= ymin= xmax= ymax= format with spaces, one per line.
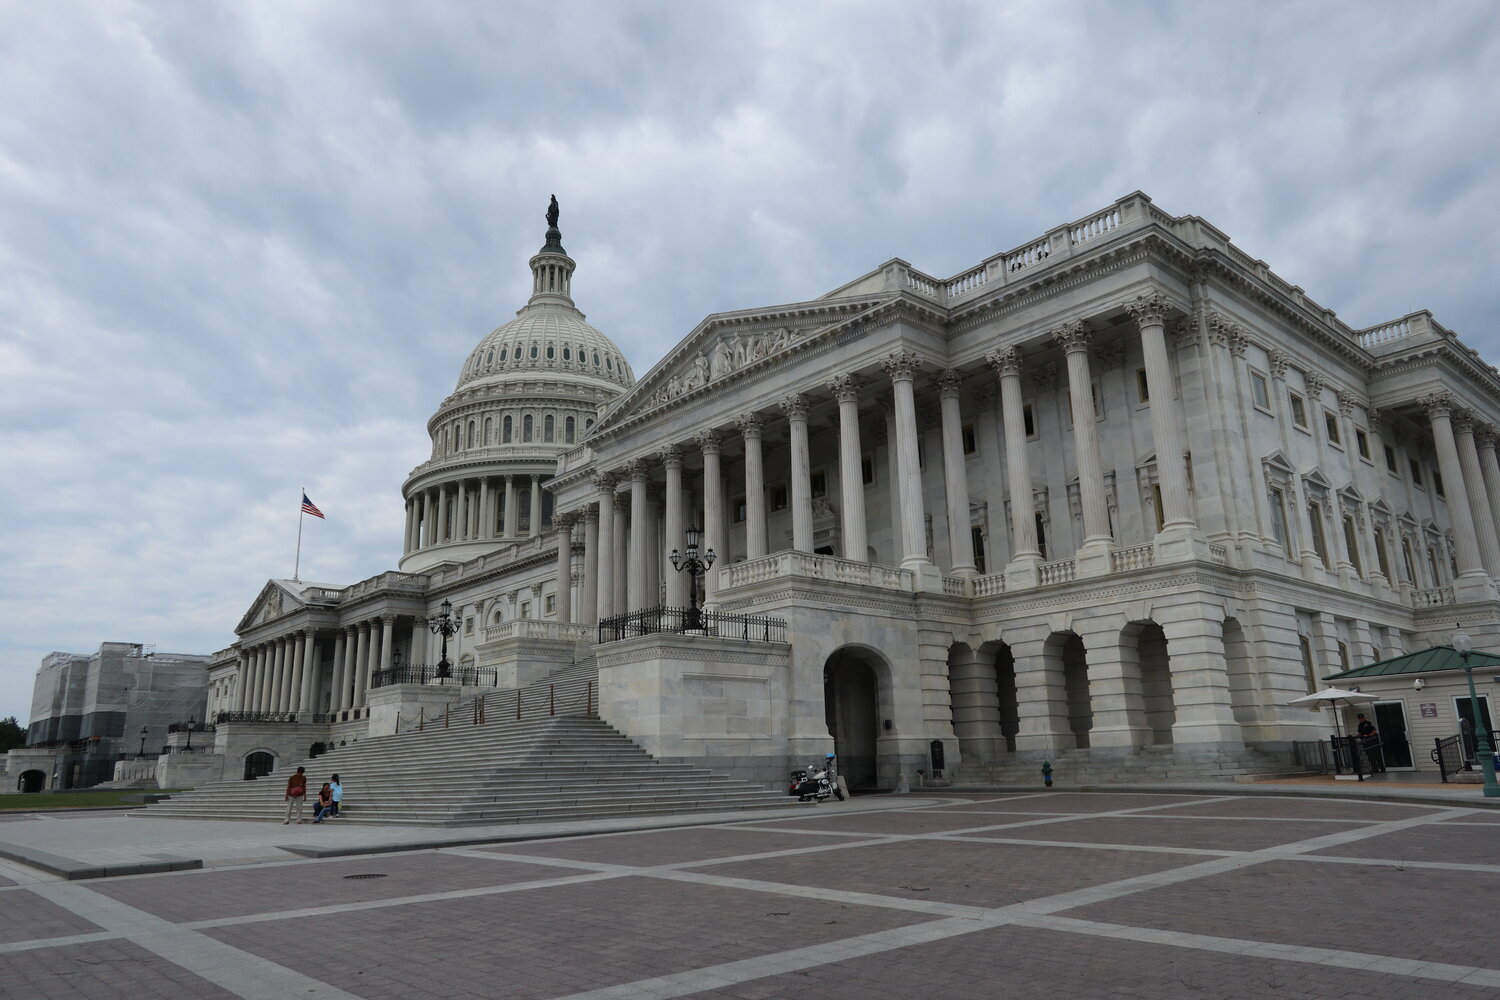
xmin=1321 ymin=645 xmax=1500 ymax=780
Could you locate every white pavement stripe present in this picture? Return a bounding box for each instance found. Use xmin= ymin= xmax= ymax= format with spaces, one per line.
xmin=1024 ymin=914 xmax=1500 ymax=989
xmin=25 ymin=882 xmax=364 ymax=1000
xmin=0 ymin=931 xmax=119 ymax=956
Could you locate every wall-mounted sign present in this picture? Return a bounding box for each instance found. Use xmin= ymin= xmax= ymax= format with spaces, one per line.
xmin=1420 ymin=703 xmax=1438 ymax=718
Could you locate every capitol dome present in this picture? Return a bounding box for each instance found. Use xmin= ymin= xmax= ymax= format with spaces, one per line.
xmin=399 ymin=200 xmax=633 ymax=573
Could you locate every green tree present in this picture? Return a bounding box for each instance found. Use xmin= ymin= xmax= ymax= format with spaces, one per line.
xmin=0 ymin=717 xmax=25 ymax=754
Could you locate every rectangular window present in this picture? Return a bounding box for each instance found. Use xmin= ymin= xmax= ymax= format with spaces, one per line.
xmin=962 ymin=423 xmax=977 ymax=455
xmin=1299 ymin=634 xmax=1318 ymax=694
xmin=1135 ymin=367 xmax=1150 ymax=403
xmin=520 ymin=602 xmax=531 ymax=619
xmin=1250 ymin=371 xmax=1271 ymax=410
xmin=1151 ymin=483 xmax=1165 ymax=533
xmin=971 ymin=525 xmax=986 ymax=574
xmin=770 ymin=484 xmax=788 ymax=512
xmin=1324 ymin=411 xmax=1342 ymax=446
xmin=810 ymin=469 xmax=828 ymax=498
xmin=1308 ymin=501 xmax=1328 ymax=565
xmin=1268 ymin=486 xmax=1287 ymax=547
xmin=1342 ymin=515 xmax=1362 ymax=574
xmin=1410 ymin=459 xmax=1423 ymax=487
xmin=545 ymin=595 xmax=556 ymax=614
xmin=1402 ymin=537 xmax=1416 ymax=583
xmin=861 ymin=455 xmax=874 ymax=486
xmin=1023 ymin=404 xmax=1036 ymax=438
xmin=1337 ymin=641 xmax=1350 ymax=672
xmin=1434 ymin=470 xmax=1445 ymax=498
xmin=464 ymin=617 xmax=474 ymax=636
xmin=1385 ymin=445 xmax=1398 ymax=474
xmin=1355 ymin=429 xmax=1370 ymax=460
xmin=1034 ymin=511 xmax=1047 ymax=560
xmin=1374 ymin=530 xmax=1392 ymax=579
xmin=917 ymin=438 xmax=926 ymax=469
xmin=1289 ymin=392 xmax=1308 ymax=429
xmin=732 ymin=496 xmax=746 ymax=523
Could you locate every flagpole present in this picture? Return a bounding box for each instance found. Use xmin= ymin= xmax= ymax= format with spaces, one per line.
xmin=294 ymin=486 xmax=305 ymax=582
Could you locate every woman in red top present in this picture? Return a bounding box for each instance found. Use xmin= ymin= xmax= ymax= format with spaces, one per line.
xmin=284 ymin=766 xmax=307 ymax=824
xmin=312 ymin=782 xmax=334 ymax=823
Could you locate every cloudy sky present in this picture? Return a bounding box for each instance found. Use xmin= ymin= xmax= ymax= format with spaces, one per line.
xmin=3 ymin=0 xmax=1499 ymax=726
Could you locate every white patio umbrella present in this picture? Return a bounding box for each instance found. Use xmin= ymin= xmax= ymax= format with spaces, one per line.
xmin=1288 ymin=687 xmax=1379 ymax=737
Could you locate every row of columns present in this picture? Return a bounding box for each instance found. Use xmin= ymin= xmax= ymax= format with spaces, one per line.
xmin=232 ymin=616 xmax=403 ymax=716
xmin=404 ymin=474 xmax=547 ymax=554
xmin=547 ymin=293 xmax=1198 ymax=621
xmin=1424 ymin=395 xmax=1500 ymax=592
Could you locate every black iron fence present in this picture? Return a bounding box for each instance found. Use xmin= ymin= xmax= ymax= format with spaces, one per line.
xmin=370 ymin=664 xmax=498 ymax=689
xmin=214 ymin=712 xmax=336 ymax=726
xmin=597 ymin=606 xmax=787 ymax=644
xmin=1293 ymin=740 xmax=1331 ymax=773
xmin=1433 ymin=734 xmax=1467 ymax=782
xmin=167 ymin=721 xmax=214 ymax=735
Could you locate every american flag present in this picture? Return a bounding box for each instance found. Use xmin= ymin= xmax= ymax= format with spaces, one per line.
xmin=301 ymin=492 xmax=326 ymax=519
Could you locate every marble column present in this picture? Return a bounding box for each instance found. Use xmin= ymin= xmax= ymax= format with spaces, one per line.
xmin=554 ymin=512 xmax=575 ymax=623
xmin=829 ymin=376 xmax=868 ymax=562
xmin=379 ymin=616 xmax=395 ymax=681
xmin=234 ymin=651 xmax=250 ymax=710
xmin=698 ymin=430 xmax=724 ymax=607
xmin=612 ymin=499 xmax=628 ymax=614
xmin=340 ymin=625 xmax=358 ymax=711
xmin=1477 ymin=425 xmax=1500 ymax=549
xmin=645 ymin=485 xmax=663 ymax=608
xmin=330 ymin=630 xmax=346 ymax=715
xmin=267 ymin=639 xmax=285 ymax=713
xmin=738 ymin=414 xmax=767 ymax=559
xmin=353 ymin=623 xmax=370 ymax=709
xmin=503 ymin=475 xmax=518 ymax=538
xmin=594 ymin=474 xmax=617 ymax=619
xmin=935 ymin=369 xmax=977 ymax=576
xmin=626 ymin=460 xmax=650 ymax=611
xmin=986 ymin=347 xmax=1041 ymax=585
xmin=286 ymin=632 xmax=305 ymax=713
xmin=661 ymin=447 xmax=687 ymax=607
xmin=423 ymin=489 xmax=436 ymax=545
xmin=530 ymin=476 xmax=543 ymax=535
xmin=882 ymin=350 xmax=930 ymax=572
xmin=1054 ymin=324 xmax=1113 ymax=566
xmin=581 ymin=504 xmax=600 ymax=623
xmin=781 ymin=394 xmax=814 ymax=552
xmin=300 ymin=629 xmax=319 ymax=712
xmin=1453 ymin=412 xmax=1500 ymax=577
xmin=402 ymin=500 xmax=414 ymax=554
xmin=1127 ymin=293 xmax=1199 ymax=544
xmin=1424 ymin=394 xmax=1488 ymax=584
xmin=478 ymin=478 xmax=491 ymax=540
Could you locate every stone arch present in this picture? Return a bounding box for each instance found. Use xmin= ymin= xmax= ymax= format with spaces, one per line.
xmin=1045 ymin=631 xmax=1092 ymax=749
xmin=1122 ymin=621 xmax=1175 ymax=745
xmin=243 ymin=750 xmax=276 ymax=781
xmin=951 ymin=639 xmax=1018 ymax=762
xmin=823 ymin=644 xmax=891 ymax=791
xmin=17 ymin=769 xmax=45 ymax=793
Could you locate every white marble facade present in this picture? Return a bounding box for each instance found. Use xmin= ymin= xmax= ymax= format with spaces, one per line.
xmin=212 ymin=192 xmax=1500 ymax=787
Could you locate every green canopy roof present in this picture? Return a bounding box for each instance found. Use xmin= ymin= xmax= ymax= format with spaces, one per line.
xmin=1322 ymin=645 xmax=1500 ymax=682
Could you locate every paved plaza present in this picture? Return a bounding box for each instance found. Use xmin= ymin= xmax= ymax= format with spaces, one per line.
xmin=1 ymin=791 xmax=1498 ymax=998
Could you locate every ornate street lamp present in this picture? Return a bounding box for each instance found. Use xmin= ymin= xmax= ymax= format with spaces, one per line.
xmin=138 ymin=727 xmax=148 ymax=758
xmin=428 ymin=598 xmax=459 ymax=680
xmin=670 ymin=525 xmax=716 ymax=630
xmin=1452 ymin=628 xmax=1499 ymax=797
xmin=184 ymin=717 xmax=195 ymax=751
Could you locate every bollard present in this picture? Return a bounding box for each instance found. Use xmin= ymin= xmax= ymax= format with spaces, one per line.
xmin=1041 ymin=760 xmax=1053 ymax=788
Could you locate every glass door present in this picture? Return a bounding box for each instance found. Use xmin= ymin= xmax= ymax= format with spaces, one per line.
xmin=1454 ymin=694 xmax=1494 ymax=763
xmin=1372 ymin=700 xmax=1412 ymax=769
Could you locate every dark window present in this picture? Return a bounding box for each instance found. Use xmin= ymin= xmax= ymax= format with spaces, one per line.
xmin=1023 ymin=404 xmax=1035 ymax=438
xmin=1135 ymin=368 xmax=1150 ymax=403
xmin=810 ymin=470 xmax=827 ymax=497
xmin=1034 ymin=511 xmax=1047 ymax=559
xmin=1324 ymin=411 xmax=1341 ymax=446
xmin=770 ymin=485 xmax=788 ymax=511
xmin=861 ymin=455 xmax=874 ymax=486
xmin=962 ymin=423 xmax=977 ymax=455
xmin=1289 ymin=392 xmax=1307 ymax=428
xmin=1355 ymin=429 xmax=1370 ymax=460
xmin=1434 ymin=470 xmax=1445 ymax=497
xmin=1385 ymin=444 xmax=1398 ymax=474
xmin=1250 ymin=372 xmax=1270 ymax=409
xmin=1410 ymin=459 xmax=1423 ymax=487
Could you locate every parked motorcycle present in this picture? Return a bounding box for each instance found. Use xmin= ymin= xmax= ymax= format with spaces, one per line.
xmin=788 ymin=756 xmax=844 ymax=802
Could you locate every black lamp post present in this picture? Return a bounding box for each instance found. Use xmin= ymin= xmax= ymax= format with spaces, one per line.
xmin=669 ymin=525 xmax=716 ymax=630
xmin=184 ymin=717 xmax=194 ymax=751
xmin=138 ymin=727 xmax=148 ymax=758
xmin=428 ymin=598 xmax=458 ymax=680
xmin=1452 ymin=627 xmax=1500 ymax=797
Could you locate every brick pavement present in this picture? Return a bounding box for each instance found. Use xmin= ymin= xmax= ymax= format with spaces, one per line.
xmin=1 ymin=791 xmax=1497 ymax=998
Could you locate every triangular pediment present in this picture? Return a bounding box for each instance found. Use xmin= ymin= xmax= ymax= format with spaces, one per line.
xmin=235 ymin=580 xmax=306 ymax=634
xmin=1301 ymin=467 xmax=1332 ymax=489
xmin=1261 ymin=450 xmax=1294 ymax=477
xmin=592 ymin=295 xmax=892 ymax=433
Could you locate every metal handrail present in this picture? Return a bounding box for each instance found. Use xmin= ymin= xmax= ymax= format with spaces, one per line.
xmin=371 ymin=664 xmax=498 ymax=690
xmin=597 ymin=606 xmax=787 ymax=644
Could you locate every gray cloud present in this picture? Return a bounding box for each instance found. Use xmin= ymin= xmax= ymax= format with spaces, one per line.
xmin=3 ymin=0 xmax=1499 ymax=723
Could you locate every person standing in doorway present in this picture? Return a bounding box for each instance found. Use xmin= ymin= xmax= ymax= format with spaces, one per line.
xmin=1356 ymin=714 xmax=1384 ymax=773
xmin=284 ymin=766 xmax=307 ymax=824
xmin=329 ymin=774 xmax=343 ymax=818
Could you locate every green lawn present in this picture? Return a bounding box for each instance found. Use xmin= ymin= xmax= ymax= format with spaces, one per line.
xmin=0 ymin=789 xmax=180 ymax=810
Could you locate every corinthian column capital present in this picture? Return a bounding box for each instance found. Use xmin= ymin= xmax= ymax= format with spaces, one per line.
xmin=695 ymin=429 xmax=722 ymax=455
xmin=591 ymin=471 xmax=617 ymax=493
xmin=985 ymin=347 xmax=1022 ymax=378
xmin=658 ymin=444 xmax=683 ymax=469
xmin=881 ymin=350 xmax=921 ymax=381
xmin=1452 ymin=409 xmax=1476 ymax=434
xmin=780 ymin=393 xmax=809 ymax=420
xmin=736 ymin=412 xmax=764 ymax=439
xmin=1125 ymin=291 xmax=1173 ymax=327
xmin=827 ymin=373 xmax=862 ymax=402
xmin=624 ymin=459 xmax=650 ymax=482
xmin=933 ymin=369 xmax=965 ymax=397
xmin=1051 ymin=320 xmax=1092 ymax=353
xmin=1422 ymin=392 xmax=1456 ymax=420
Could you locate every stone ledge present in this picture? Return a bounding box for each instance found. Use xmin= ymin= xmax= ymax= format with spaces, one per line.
xmin=0 ymin=842 xmax=201 ymax=880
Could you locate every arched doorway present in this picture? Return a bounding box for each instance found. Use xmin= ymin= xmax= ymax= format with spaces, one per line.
xmin=953 ymin=640 xmax=1019 ymax=760
xmin=17 ymin=770 xmax=45 ymax=793
xmin=824 ymin=647 xmax=882 ymax=791
xmin=243 ymin=751 xmax=275 ymax=781
xmin=1223 ymin=617 xmax=1256 ymax=728
xmin=1125 ymin=622 xmax=1175 ymax=745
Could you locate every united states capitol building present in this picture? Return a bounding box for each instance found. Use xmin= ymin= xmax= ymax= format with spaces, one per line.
xmin=195 ymin=192 xmax=1500 ymax=790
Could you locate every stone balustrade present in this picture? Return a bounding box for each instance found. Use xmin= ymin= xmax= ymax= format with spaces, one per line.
xmin=1005 ymin=236 xmax=1052 ymax=274
xmin=941 ymin=576 xmax=969 ymax=598
xmin=481 ymin=620 xmax=593 ymax=644
xmin=1038 ymin=558 xmax=1077 ymax=586
xmin=720 ymin=551 xmax=915 ymax=592
xmin=973 ymin=572 xmax=1006 ymax=597
xmin=1412 ymin=586 xmax=1456 ymax=608
xmin=1068 ymin=207 xmax=1121 ymax=247
xmin=1110 ymin=543 xmax=1156 ymax=573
